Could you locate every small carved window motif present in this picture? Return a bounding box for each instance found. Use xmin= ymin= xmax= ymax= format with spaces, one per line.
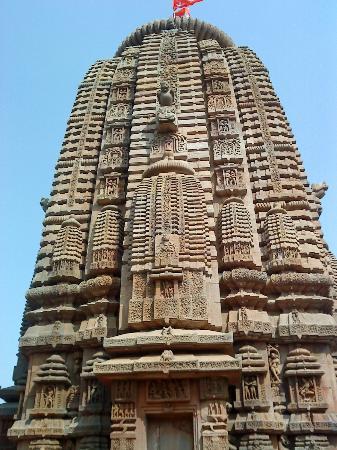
xmin=97 ymin=176 xmax=125 ymax=205
xmin=90 ymin=205 xmax=123 ymax=274
xmin=99 ymin=147 xmax=128 ymax=173
xmin=218 ymin=198 xmax=254 ymax=268
xmin=213 ymin=137 xmax=242 ymax=162
xmin=51 ymin=217 xmax=82 ymax=281
xmin=150 ymin=133 xmax=187 ymax=160
xmin=108 ymin=103 xmax=132 ymax=120
xmin=111 ymin=85 xmax=132 ymax=102
xmin=106 ymin=126 xmax=129 ymax=146
xmin=214 ymin=165 xmax=245 ymax=196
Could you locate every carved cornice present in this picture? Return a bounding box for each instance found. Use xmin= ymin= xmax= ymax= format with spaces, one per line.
xmin=103 ymin=329 xmax=233 ymax=353
xmin=115 ymin=17 xmax=234 ymax=57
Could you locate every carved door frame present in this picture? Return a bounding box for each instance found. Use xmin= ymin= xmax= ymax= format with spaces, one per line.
xmin=136 ymin=379 xmax=201 ymax=449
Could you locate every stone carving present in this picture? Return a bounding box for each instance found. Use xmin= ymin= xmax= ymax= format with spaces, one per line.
xmin=213 ymin=137 xmax=242 ymax=161
xmin=111 ymin=85 xmax=133 ymax=102
xmin=50 ymin=217 xmax=82 ymax=281
xmin=66 ymin=385 xmax=80 ymax=411
xmin=264 ymin=207 xmax=301 ymax=271
xmin=267 ymin=345 xmax=281 ymax=387
xmin=128 ymin=156 xmax=212 ymax=328
xmin=285 ymin=348 xmax=327 ymax=411
xmin=108 ymin=103 xmax=133 ymax=121
xmin=206 ymin=78 xmax=231 ymax=94
xmin=97 ymin=175 xmax=125 ymax=204
xmin=200 ymin=377 xmax=227 ymax=400
xmin=208 ymin=94 xmax=234 ymax=112
xmin=239 ymin=49 xmax=282 ymax=193
xmin=111 ymin=381 xmax=135 ymax=402
xmin=235 ymin=346 xmax=268 ymax=410
xmin=89 ymin=205 xmax=123 ymax=274
xmin=243 ymin=376 xmax=258 ymax=400
xmin=214 ymin=164 xmax=245 ymax=196
xmin=100 ymin=147 xmax=128 ymax=173
xmin=157 ymin=31 xmax=179 ymax=132
xmin=29 ymin=440 xmax=62 ymax=450
xmin=218 ymin=198 xmax=254 ymax=268
xmin=33 ymin=355 xmax=71 ymax=416
xmin=40 ymin=196 xmax=50 ymax=212
xmin=147 ymin=379 xmax=190 ymax=402
xmin=203 ymin=59 xmax=228 ymax=76
xmin=158 ymin=80 xmax=174 ymax=107
xmin=106 ymin=126 xmax=130 ymax=146
xmin=111 ymin=402 xmax=136 ymax=419
xmin=311 ymin=181 xmax=328 ymax=199
xmin=210 ymin=116 xmax=238 ymax=137
xmin=279 ymin=436 xmax=291 ymax=450
xmin=150 ymin=133 xmax=187 ymax=160
xmin=113 ymin=68 xmax=136 ymax=83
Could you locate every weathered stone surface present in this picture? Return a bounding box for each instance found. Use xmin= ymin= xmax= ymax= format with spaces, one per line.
xmin=2 ymin=17 xmax=337 ymax=450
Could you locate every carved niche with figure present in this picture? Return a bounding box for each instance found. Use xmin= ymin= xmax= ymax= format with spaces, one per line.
xmin=284 ymin=348 xmax=327 ymax=412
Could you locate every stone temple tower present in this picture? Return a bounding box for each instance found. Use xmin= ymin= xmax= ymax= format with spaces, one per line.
xmin=1 ymin=17 xmax=337 ymax=450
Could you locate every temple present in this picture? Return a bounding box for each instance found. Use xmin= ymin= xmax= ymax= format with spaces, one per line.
xmin=1 ymin=16 xmax=337 ymax=450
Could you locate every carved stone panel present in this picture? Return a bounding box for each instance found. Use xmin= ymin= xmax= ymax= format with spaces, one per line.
xmin=150 ymin=133 xmax=187 ymax=161
xmin=97 ymin=175 xmax=125 ymax=205
xmin=214 ymin=164 xmax=246 ymax=196
xmin=208 ymin=94 xmax=234 ymax=114
xmin=206 ymin=78 xmax=231 ymax=94
xmin=99 ymin=147 xmax=128 ymax=173
xmin=200 ymin=377 xmax=228 ymax=400
xmin=203 ymin=60 xmax=228 ymax=77
xmin=213 ymin=137 xmax=243 ymax=162
xmin=210 ymin=115 xmax=238 ymax=138
xmin=147 ymin=379 xmax=190 ymax=402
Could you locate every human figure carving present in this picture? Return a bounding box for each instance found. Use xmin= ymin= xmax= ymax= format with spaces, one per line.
xmin=298 ymin=377 xmax=316 ymax=401
xmin=291 ymin=309 xmax=300 ymax=324
xmin=42 ymin=386 xmax=55 ymax=408
xmin=268 ymin=345 xmax=281 ymax=385
xmin=244 ymin=376 xmax=258 ymax=400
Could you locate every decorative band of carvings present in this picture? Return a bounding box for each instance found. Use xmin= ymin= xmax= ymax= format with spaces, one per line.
xmin=94 ymin=356 xmax=241 ymax=377
xmin=67 ymin=61 xmax=110 ymax=208
xmin=238 ymin=49 xmax=282 ymax=194
xmin=103 ymin=330 xmax=233 ymax=350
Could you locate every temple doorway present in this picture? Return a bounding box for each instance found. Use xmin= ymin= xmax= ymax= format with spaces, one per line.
xmin=147 ymin=414 xmax=194 ymax=450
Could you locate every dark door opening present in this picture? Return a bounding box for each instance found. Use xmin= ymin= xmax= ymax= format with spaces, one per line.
xmin=147 ymin=414 xmax=194 ymax=450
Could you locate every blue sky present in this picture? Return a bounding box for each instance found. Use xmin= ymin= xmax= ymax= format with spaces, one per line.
xmin=0 ymin=0 xmax=336 ymax=389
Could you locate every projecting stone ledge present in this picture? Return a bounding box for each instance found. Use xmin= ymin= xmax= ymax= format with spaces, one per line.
xmin=103 ymin=328 xmax=233 ymax=353
xmin=94 ymin=352 xmax=241 ymax=381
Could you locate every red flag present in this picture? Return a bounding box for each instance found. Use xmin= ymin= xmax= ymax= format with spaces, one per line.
xmin=173 ymin=0 xmax=203 ymax=12
xmin=174 ymin=6 xmax=190 ymax=17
